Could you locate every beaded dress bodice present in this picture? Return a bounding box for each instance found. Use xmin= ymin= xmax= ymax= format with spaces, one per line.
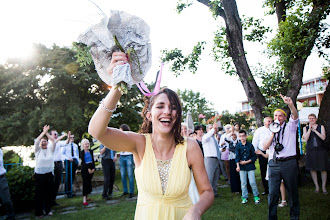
xmin=156 ymin=159 xmax=172 ymax=195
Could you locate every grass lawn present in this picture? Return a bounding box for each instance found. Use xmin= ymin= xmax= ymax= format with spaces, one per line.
xmin=17 ymin=164 xmax=329 ymax=220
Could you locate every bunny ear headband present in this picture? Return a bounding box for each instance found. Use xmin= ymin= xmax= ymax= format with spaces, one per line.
xmin=78 ymin=10 xmax=162 ymax=96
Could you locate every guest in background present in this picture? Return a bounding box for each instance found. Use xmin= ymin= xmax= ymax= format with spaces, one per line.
xmin=118 ymin=124 xmax=135 ymax=198
xmin=236 ymin=130 xmax=260 ymax=204
xmin=181 ymin=123 xmax=189 ymax=137
xmin=220 ymin=124 xmax=232 ymax=183
xmin=233 ymin=122 xmax=240 ymax=134
xmin=49 ymin=129 xmax=67 ymax=206
xmin=202 ymin=123 xmax=221 ymax=197
xmin=100 ymin=144 xmax=116 ymax=200
xmin=0 ymin=147 xmax=15 ymax=220
xmin=80 ymin=139 xmax=95 ymax=206
xmin=34 ymin=125 xmax=55 ymax=218
xmin=62 ymin=131 xmax=79 ymax=198
xmin=194 ymin=125 xmax=204 ymax=156
xmin=252 ymin=117 xmax=273 ymax=195
xmin=228 ymin=133 xmax=241 ymax=193
xmin=303 ymin=113 xmax=327 ymax=194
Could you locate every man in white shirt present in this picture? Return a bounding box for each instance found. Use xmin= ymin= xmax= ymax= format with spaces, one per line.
xmin=49 ymin=130 xmax=67 ymax=206
xmin=252 ymin=117 xmax=273 ymax=195
xmin=62 ymin=132 xmax=79 ymax=198
xmin=0 ymin=148 xmax=15 ymax=220
xmin=202 ymin=123 xmax=221 ymax=197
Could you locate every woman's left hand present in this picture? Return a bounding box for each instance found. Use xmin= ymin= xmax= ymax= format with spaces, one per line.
xmin=183 ymin=207 xmax=201 ymax=220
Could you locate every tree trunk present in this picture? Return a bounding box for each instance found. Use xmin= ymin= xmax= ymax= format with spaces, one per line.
xmin=275 ymin=1 xmax=286 ymax=24
xmin=198 ymin=0 xmax=267 ymax=127
xmin=318 ymin=82 xmax=330 ymax=147
xmin=286 ymin=57 xmax=307 ymax=113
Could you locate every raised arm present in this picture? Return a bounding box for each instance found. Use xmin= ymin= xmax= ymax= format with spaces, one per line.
xmin=302 ymin=126 xmax=311 ymax=141
xmin=36 ymin=125 xmax=50 ymax=141
xmin=184 ymin=138 xmax=214 ymax=219
xmin=56 ymin=133 xmax=67 ymax=143
xmin=88 ymin=52 xmax=140 ymax=153
xmin=35 ymin=125 xmax=50 ymax=152
xmin=263 ymin=132 xmax=275 ymax=150
xmin=314 ymin=125 xmax=326 ymax=141
xmin=280 ymin=94 xmax=298 ymax=120
xmin=202 ymin=123 xmax=217 ymax=143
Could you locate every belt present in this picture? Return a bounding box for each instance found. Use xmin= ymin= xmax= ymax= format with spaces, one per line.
xmin=0 ymin=174 xmax=5 ymax=178
xmin=275 ymin=155 xmax=297 ymax=162
xmin=207 ymin=157 xmax=218 ymax=159
xmin=121 ymin=155 xmax=132 ymax=157
xmin=54 ymin=161 xmax=62 ymax=163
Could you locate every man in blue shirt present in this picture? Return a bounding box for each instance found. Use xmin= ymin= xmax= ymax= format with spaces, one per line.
xmin=235 ymin=129 xmax=260 ymax=204
xmin=100 ymin=144 xmax=116 ymax=200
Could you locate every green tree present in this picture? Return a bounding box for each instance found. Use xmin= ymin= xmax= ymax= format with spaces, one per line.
xmin=2 ymin=150 xmax=21 ymax=164
xmin=0 ymin=44 xmax=146 ymax=146
xmin=177 ymin=89 xmax=216 ymax=122
xmin=219 ymin=111 xmax=253 ymax=130
xmin=162 ymin=0 xmax=329 ymax=127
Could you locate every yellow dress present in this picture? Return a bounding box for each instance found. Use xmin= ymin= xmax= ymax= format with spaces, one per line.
xmin=134 ymin=134 xmax=193 ymax=220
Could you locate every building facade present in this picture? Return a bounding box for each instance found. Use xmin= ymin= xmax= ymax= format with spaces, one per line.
xmin=240 ymin=77 xmax=328 ymax=117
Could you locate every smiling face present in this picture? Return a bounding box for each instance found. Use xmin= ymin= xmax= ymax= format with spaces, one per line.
xmin=41 ymin=138 xmax=48 ymax=149
xmin=308 ymin=115 xmax=316 ymax=125
xmin=82 ymin=141 xmax=90 ymax=150
xmin=148 ymin=93 xmax=178 ymax=135
xmin=274 ymin=110 xmax=286 ymax=125
xmin=181 ymin=125 xmax=188 ymax=137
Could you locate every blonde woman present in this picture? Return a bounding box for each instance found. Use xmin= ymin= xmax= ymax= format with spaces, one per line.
xmin=80 ymin=139 xmax=95 ymax=205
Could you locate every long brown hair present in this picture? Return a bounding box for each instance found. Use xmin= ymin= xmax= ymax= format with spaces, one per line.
xmin=139 ymin=88 xmax=184 ymax=145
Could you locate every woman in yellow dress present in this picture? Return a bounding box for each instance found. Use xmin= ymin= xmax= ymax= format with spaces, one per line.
xmin=88 ymin=52 xmax=214 ymax=219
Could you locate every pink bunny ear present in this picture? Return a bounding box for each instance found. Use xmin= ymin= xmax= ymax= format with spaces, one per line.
xmin=136 ymin=63 xmax=163 ymax=96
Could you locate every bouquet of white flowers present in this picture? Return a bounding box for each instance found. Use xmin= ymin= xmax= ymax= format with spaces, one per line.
xmin=78 ymin=10 xmax=152 ymax=94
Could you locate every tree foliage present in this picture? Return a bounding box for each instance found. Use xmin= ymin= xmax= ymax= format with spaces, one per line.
xmin=177 ymin=89 xmax=216 ymax=122
xmin=0 ymin=44 xmax=145 ymax=146
xmin=161 ymin=41 xmax=206 ymax=76
xmin=2 ymin=150 xmax=21 ymax=164
xmin=162 ymin=0 xmax=329 ymax=127
xmin=219 ymin=110 xmax=253 ymax=130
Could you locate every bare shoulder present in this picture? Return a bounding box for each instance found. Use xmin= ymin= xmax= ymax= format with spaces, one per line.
xmin=186 ymin=137 xmax=203 ymax=167
xmin=131 ymin=133 xmax=147 ymax=164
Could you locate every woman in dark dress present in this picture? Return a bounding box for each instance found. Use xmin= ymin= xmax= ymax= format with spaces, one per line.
xmin=80 ymin=139 xmax=95 ymax=205
xmin=303 ymin=113 xmax=327 ymax=194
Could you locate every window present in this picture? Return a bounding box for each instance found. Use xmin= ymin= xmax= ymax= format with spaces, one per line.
xmin=310 ymin=83 xmax=315 ymax=93
xmin=309 ymin=100 xmax=316 ymax=106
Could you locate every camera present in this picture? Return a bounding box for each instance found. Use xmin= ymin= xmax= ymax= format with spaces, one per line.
xmin=275 ymin=143 xmax=284 ymax=153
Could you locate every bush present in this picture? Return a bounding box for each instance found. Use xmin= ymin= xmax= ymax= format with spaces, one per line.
xmin=6 ymin=166 xmax=35 ymax=211
xmin=246 ymin=135 xmax=253 ymax=143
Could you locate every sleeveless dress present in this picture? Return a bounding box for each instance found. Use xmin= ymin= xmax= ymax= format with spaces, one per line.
xmin=305 ymin=125 xmax=328 ymax=171
xmin=134 ymin=134 xmax=193 ymax=220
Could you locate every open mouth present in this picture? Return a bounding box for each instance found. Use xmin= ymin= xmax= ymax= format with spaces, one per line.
xmin=159 ymin=118 xmax=171 ymax=125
